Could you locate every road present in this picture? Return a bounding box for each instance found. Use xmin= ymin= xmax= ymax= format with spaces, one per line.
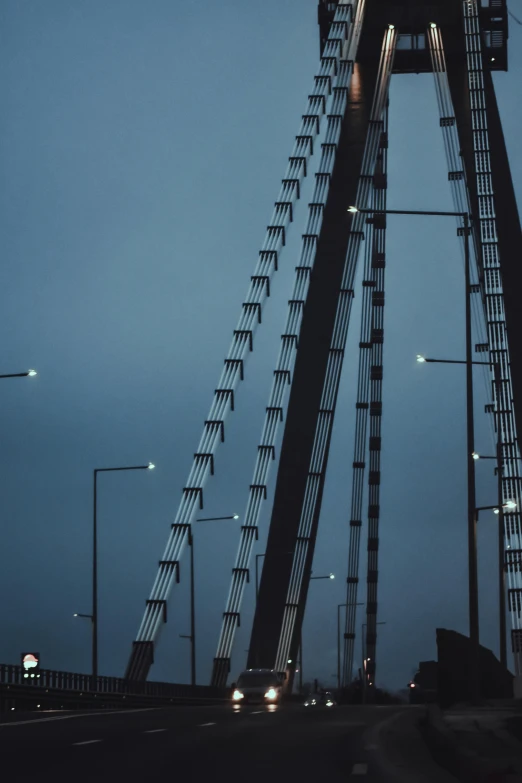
xmin=0 ymin=702 xmax=413 ymax=781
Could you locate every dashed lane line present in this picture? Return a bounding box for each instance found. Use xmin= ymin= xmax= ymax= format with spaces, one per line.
xmin=251 ymin=711 xmax=264 ymax=714
xmin=0 ymin=708 xmax=158 ymax=728
xmin=73 ymin=739 xmax=102 ymax=746
xmin=351 ymin=763 xmax=368 ymax=775
xmin=199 ymin=722 xmax=216 ymax=727
xmin=144 ymin=729 xmax=167 ymax=734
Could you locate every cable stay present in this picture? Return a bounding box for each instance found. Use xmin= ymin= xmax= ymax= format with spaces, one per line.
xmin=460 ymin=1 xmax=522 ymax=670
xmin=430 ymin=7 xmax=522 ymax=672
xmin=124 ymin=0 xmax=365 ymax=682
xmin=342 ymin=107 xmax=389 ymax=689
xmin=210 ymin=0 xmax=369 ymax=688
xmin=428 ymin=23 xmax=497 ymax=453
xmin=273 ymin=25 xmax=398 ymax=676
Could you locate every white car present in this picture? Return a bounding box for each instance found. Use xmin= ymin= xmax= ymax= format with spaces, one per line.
xmin=232 ymin=669 xmax=284 ymax=705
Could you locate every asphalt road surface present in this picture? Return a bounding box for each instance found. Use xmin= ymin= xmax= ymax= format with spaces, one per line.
xmin=0 ymin=702 xmax=411 ymax=782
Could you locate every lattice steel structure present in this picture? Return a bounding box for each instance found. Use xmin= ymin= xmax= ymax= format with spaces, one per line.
xmin=125 ymin=0 xmax=522 ymax=692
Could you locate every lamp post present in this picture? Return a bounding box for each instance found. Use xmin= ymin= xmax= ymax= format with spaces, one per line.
xmin=474 ymin=453 xmax=521 ymax=669
xmin=349 ymin=205 xmax=480 ymax=702
xmin=297 ymin=572 xmax=335 ymax=693
xmin=475 ymin=501 xmax=517 ymax=668
xmin=418 ymin=355 xmax=507 ymax=695
xmin=337 ymin=602 xmax=364 ymax=692
xmin=361 ymin=621 xmax=386 ymax=704
xmin=0 ymin=369 xmax=37 ymax=379
xmin=180 ymin=514 xmax=240 ymax=687
xmin=92 ymin=462 xmax=155 ymax=685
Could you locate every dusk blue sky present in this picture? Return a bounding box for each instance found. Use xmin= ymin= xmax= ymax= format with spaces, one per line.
xmin=1 ymin=1 xmax=521 ymax=691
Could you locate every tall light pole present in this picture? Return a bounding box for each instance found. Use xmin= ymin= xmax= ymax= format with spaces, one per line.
xmin=350 ymin=205 xmax=482 ymax=701
xmin=475 ymin=501 xmax=517 ymax=668
xmin=337 ymin=602 xmax=363 ymax=691
xmin=93 ymin=462 xmax=155 ymax=685
xmin=0 ymin=369 xmax=37 ymax=379
xmin=350 ymin=205 xmax=480 ymax=701
xmin=298 ymin=572 xmax=335 ymax=693
xmin=474 ymin=451 xmax=522 ymax=669
xmin=418 ymin=355 xmax=506 ymax=699
xmin=361 ymin=621 xmax=386 ymax=704
xmin=180 ymin=514 xmax=240 ymax=688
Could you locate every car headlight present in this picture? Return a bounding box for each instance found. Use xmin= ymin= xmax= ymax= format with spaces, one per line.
xmin=326 ymin=701 xmax=333 ymax=707
xmin=265 ymin=688 xmax=277 ymax=700
xmin=232 ymin=690 xmax=244 ymax=701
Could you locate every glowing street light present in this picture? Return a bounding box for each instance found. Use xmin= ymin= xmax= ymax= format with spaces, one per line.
xmin=493 ymin=501 xmax=517 ymax=514
xmin=310 ymin=572 xmax=335 ymax=580
xmin=92 ymin=462 xmax=156 ymax=684
xmin=0 ymin=369 xmax=38 ymax=379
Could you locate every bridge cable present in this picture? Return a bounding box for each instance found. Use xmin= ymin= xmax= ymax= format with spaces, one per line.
xmin=124 ymin=0 xmax=366 ymax=682
xmin=273 ymin=25 xmax=398 ymax=676
xmin=342 ymin=106 xmax=389 ymax=689
xmin=210 ymin=0 xmax=369 ymax=687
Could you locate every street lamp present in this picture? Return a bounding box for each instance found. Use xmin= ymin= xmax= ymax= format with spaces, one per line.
xmin=181 ymin=513 xmax=240 ymax=688
xmin=296 ymin=570 xmax=335 ymax=694
xmin=0 ymin=369 xmax=37 ymax=379
xmin=361 ymin=621 xmax=386 ymax=704
xmin=349 ymin=204 xmax=478 ymax=697
xmin=310 ymin=573 xmax=335 ymax=580
xmin=337 ymin=602 xmax=364 ymax=691
xmin=474 ymin=501 xmax=517 ymax=668
xmin=92 ymin=462 xmax=155 ymax=685
xmin=419 ymin=354 xmax=508 ymax=679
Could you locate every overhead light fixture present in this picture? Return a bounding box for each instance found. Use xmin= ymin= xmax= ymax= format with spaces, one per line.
xmin=416 ymin=355 xmax=426 ymax=363
xmin=347 ymin=206 xmax=358 ymax=213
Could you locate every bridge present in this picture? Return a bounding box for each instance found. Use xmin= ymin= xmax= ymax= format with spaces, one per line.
xmin=1 ymin=0 xmax=522 ymax=778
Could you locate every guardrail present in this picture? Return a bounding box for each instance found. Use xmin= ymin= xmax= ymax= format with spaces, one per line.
xmin=0 ymin=663 xmax=229 ymax=712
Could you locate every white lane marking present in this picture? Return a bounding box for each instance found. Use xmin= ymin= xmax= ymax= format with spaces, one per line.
xmin=0 ymin=707 xmax=158 ymax=728
xmin=144 ymin=728 xmax=167 ymax=734
xmin=351 ymin=763 xmax=368 ymax=775
xmin=73 ymin=739 xmax=102 ymax=746
xmin=199 ymin=722 xmax=216 ymax=727
xmin=251 ymin=710 xmax=263 ymax=714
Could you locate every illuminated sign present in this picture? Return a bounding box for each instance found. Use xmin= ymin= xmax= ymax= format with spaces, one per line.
xmin=21 ymin=652 xmax=41 ymax=679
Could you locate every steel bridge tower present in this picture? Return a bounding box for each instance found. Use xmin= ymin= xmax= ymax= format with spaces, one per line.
xmin=125 ymin=0 xmax=522 ymax=696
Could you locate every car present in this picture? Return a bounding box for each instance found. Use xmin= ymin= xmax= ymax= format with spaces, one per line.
xmin=231 ymin=669 xmax=284 ymax=705
xmin=304 ymin=691 xmax=337 ymax=707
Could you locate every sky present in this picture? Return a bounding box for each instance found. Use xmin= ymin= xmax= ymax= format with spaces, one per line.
xmin=1 ymin=1 xmax=521 ymax=692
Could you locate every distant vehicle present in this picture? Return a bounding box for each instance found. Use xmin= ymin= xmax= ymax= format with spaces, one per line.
xmin=231 ymin=669 xmax=284 ymax=705
xmin=304 ymin=691 xmax=337 ymax=707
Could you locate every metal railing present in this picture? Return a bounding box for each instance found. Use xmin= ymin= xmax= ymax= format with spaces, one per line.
xmin=0 ymin=663 xmax=227 ymax=700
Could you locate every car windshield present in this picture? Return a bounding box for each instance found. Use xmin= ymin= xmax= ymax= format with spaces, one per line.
xmin=237 ymin=672 xmax=279 ymax=688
